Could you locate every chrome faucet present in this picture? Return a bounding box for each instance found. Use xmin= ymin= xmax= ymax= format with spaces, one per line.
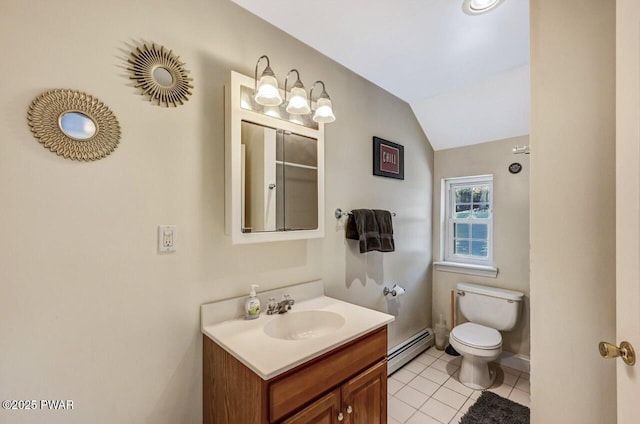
xmin=266 ymin=294 xmax=295 ymax=315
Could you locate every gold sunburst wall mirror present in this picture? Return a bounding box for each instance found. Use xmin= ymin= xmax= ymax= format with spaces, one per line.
xmin=27 ymin=89 xmax=121 ymax=161
xmin=127 ymin=43 xmax=194 ymax=107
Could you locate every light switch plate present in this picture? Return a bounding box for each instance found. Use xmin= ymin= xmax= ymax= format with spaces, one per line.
xmin=158 ymin=225 xmax=176 ymax=253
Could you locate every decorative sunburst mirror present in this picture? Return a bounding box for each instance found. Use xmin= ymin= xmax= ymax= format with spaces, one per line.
xmin=27 ymin=89 xmax=121 ymax=161
xmin=128 ymin=43 xmax=193 ymax=107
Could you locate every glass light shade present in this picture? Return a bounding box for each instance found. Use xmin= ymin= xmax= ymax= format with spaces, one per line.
xmin=462 ymin=0 xmax=503 ymax=14
xmin=255 ymin=74 xmax=282 ymax=106
xmin=470 ymin=0 xmax=498 ymax=10
xmin=313 ymin=97 xmax=335 ymax=123
xmin=286 ymin=86 xmax=311 ymax=115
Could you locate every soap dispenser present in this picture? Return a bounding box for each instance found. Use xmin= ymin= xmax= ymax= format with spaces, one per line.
xmin=245 ymin=284 xmax=261 ymax=320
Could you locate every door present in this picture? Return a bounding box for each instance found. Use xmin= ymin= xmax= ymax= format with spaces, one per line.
xmin=341 ymin=361 xmax=387 ymax=424
xmin=614 ymin=1 xmax=640 ymax=421
xmin=282 ymin=389 xmax=341 ymax=424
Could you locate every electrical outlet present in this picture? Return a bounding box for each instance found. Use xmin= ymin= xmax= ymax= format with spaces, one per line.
xmin=158 ymin=225 xmax=176 ymax=253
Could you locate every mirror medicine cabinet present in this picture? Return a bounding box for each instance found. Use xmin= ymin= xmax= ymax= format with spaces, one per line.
xmin=225 ymin=71 xmax=325 ymax=244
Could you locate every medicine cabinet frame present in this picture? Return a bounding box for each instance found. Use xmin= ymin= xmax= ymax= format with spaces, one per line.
xmin=225 ymin=71 xmax=325 ymax=244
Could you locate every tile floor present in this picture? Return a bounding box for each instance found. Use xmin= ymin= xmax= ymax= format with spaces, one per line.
xmin=388 ymin=347 xmax=530 ymax=424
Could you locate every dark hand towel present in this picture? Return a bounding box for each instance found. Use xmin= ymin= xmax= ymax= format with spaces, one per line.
xmin=345 ymin=209 xmax=382 ymax=253
xmin=373 ymin=209 xmax=395 ymax=252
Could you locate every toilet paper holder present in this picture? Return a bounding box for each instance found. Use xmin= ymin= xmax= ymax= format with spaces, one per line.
xmin=383 ymin=284 xmax=406 ymax=297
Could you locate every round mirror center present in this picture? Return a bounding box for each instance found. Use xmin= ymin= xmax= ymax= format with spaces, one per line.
xmin=59 ymin=112 xmax=97 ymax=140
xmin=153 ymin=67 xmax=174 ymax=87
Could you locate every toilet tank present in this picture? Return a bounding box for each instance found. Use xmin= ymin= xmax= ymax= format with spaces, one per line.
xmin=457 ymin=283 xmax=524 ymax=331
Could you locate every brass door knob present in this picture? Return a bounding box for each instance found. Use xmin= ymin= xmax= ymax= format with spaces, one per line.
xmin=599 ymin=341 xmax=636 ymax=366
xmin=337 ymin=412 xmax=344 ymax=422
xmin=346 ymin=405 xmax=353 ymax=414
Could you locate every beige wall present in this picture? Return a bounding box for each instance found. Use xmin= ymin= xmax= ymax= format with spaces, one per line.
xmin=432 ymin=136 xmax=530 ymax=356
xmin=530 ymin=0 xmax=616 ymax=422
xmin=0 ymin=1 xmax=433 ymax=423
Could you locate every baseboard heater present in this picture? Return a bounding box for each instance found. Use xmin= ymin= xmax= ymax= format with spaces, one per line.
xmin=387 ymin=328 xmax=434 ymax=375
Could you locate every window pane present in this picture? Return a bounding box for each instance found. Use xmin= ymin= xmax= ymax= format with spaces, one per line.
xmin=473 ymin=186 xmax=490 ymax=203
xmin=455 ymin=188 xmax=472 ymax=203
xmin=454 ymin=239 xmax=470 ymax=255
xmin=473 ymin=203 xmax=490 ymax=218
xmin=471 ymin=240 xmax=488 ymax=257
xmin=444 ymin=176 xmax=492 ymax=263
xmin=471 ymin=224 xmax=488 ymax=240
xmin=455 ymin=204 xmax=471 ymax=218
xmin=454 ymin=223 xmax=469 ymax=238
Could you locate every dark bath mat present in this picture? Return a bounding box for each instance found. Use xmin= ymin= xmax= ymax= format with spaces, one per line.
xmin=459 ymin=391 xmax=530 ymax=424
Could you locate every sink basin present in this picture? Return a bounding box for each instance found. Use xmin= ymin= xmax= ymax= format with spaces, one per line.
xmin=264 ymin=310 xmax=346 ymax=340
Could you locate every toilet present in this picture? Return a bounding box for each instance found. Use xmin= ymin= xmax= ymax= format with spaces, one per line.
xmin=449 ymin=282 xmax=524 ymax=390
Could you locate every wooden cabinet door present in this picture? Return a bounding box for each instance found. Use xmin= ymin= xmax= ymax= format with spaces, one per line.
xmin=341 ymin=360 xmax=387 ymax=424
xmin=282 ymin=389 xmax=341 ymax=424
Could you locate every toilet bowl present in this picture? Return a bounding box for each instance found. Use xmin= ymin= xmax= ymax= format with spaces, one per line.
xmin=451 ymin=283 xmax=524 ymax=390
xmin=450 ymin=322 xmax=502 ymax=389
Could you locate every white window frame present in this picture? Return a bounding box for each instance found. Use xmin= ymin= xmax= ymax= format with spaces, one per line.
xmin=435 ymin=174 xmax=498 ymax=278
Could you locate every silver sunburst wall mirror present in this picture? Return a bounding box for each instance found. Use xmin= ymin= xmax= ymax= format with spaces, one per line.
xmin=27 ymin=89 xmax=121 ymax=161
xmin=127 ymin=43 xmax=193 ymax=107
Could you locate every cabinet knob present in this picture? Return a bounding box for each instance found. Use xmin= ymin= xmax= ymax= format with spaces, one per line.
xmin=599 ymin=340 xmax=636 ymax=365
xmin=346 ymin=405 xmax=353 ymax=414
xmin=337 ymin=412 xmax=344 ymax=421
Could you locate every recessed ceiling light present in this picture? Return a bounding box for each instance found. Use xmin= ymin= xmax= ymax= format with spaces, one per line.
xmin=462 ymin=0 xmax=505 ymax=15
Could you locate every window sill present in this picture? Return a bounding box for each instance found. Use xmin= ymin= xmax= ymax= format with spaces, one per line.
xmin=433 ymin=261 xmax=498 ymax=278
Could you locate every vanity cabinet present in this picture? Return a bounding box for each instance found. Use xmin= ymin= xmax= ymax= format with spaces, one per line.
xmin=203 ymin=326 xmax=388 ymax=424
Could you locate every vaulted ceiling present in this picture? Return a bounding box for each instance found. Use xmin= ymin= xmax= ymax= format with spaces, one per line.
xmin=231 ymin=0 xmax=530 ymax=150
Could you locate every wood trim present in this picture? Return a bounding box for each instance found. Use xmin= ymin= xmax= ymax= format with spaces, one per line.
xmin=269 ymin=327 xmax=387 ymax=422
xmin=203 ymin=335 xmax=268 ymax=424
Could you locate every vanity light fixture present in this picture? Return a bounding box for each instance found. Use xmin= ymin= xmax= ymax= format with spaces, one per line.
xmin=254 ymin=55 xmax=283 ymax=106
xmin=284 ymin=69 xmax=311 ymax=115
xmin=462 ymin=0 xmax=505 ymax=15
xmin=309 ymin=81 xmax=336 ymax=123
xmin=249 ymin=56 xmax=335 ymax=124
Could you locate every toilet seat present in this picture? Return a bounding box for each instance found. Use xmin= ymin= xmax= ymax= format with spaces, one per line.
xmin=450 ymin=322 xmax=502 ymax=350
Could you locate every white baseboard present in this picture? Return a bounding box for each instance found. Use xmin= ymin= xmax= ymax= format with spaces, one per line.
xmin=496 ymin=351 xmax=530 ymax=374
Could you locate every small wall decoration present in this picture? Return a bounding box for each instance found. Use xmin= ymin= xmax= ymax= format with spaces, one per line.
xmin=373 ymin=136 xmax=404 ymax=180
xmin=27 ymin=89 xmax=121 ymax=161
xmin=127 ymin=43 xmax=193 ymax=107
xmin=509 ymin=162 xmax=523 ymax=174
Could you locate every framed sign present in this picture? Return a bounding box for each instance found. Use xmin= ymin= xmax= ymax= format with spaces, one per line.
xmin=373 ymin=136 xmax=404 ymax=180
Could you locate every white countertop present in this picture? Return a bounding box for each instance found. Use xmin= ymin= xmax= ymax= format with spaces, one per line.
xmin=202 ymin=295 xmax=394 ymax=380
